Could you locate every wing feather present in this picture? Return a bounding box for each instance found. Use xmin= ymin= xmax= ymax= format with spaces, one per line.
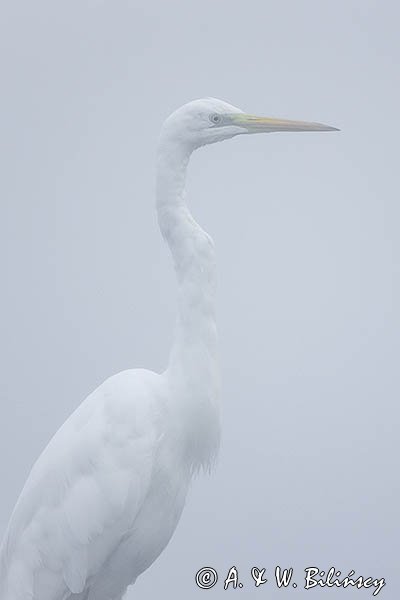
xmin=0 ymin=369 xmax=163 ymax=600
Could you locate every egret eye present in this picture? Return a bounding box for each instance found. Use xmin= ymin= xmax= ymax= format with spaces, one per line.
xmin=210 ymin=113 xmax=222 ymax=125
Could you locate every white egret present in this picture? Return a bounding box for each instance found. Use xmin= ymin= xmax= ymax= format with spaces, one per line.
xmin=0 ymin=98 xmax=337 ymax=599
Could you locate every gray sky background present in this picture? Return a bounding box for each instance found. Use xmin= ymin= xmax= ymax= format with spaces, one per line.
xmin=1 ymin=1 xmax=399 ymax=598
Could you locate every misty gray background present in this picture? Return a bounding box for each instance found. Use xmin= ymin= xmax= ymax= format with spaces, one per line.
xmin=1 ymin=1 xmax=399 ymax=598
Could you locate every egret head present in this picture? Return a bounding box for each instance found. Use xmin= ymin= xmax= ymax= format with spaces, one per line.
xmin=160 ymin=97 xmax=338 ymax=151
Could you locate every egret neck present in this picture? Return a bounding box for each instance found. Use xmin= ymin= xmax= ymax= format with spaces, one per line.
xmin=156 ymin=137 xmax=220 ymax=467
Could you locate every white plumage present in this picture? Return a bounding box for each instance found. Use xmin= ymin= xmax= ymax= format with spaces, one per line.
xmin=0 ymin=98 xmax=337 ymax=599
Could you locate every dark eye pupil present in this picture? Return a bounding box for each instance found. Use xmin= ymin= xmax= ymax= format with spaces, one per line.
xmin=212 ymin=115 xmax=220 ymax=123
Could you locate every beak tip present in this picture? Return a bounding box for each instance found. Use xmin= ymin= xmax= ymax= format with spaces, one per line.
xmin=319 ymin=124 xmax=340 ymax=132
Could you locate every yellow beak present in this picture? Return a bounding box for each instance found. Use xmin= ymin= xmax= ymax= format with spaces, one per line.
xmin=232 ymin=113 xmax=339 ymax=133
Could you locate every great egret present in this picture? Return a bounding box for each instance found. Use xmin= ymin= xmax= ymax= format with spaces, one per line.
xmin=0 ymin=98 xmax=337 ymax=599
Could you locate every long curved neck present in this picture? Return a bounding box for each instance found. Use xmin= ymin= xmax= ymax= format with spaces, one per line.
xmin=156 ymin=138 xmax=218 ymax=395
